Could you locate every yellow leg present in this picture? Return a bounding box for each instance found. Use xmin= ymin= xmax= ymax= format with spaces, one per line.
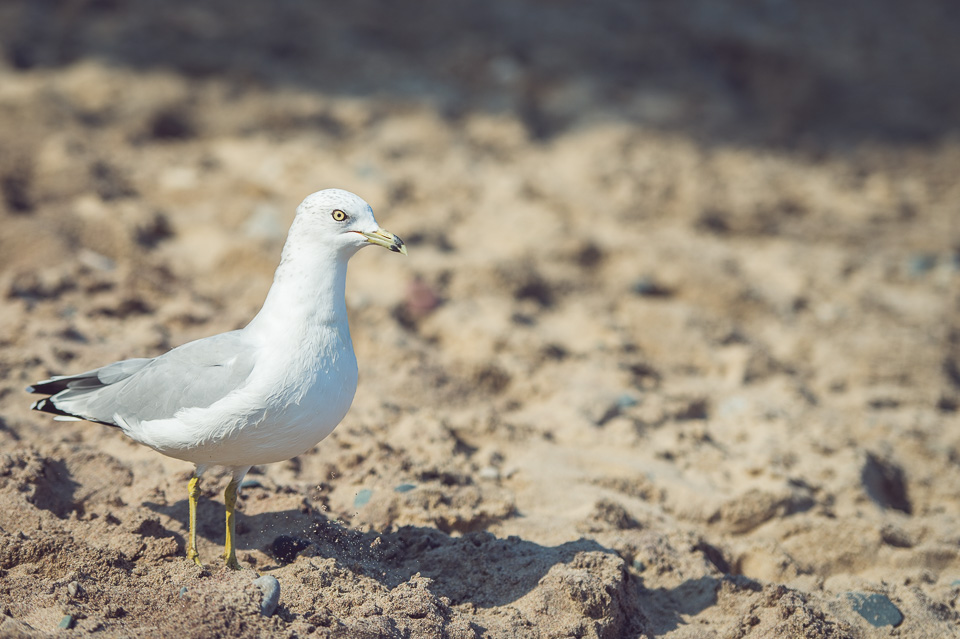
xmin=186 ymin=476 xmax=203 ymax=567
xmin=223 ymin=478 xmax=241 ymax=570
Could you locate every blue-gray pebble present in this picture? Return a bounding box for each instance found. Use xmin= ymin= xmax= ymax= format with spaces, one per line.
xmin=353 ymin=488 xmax=373 ymax=507
xmin=845 ymin=592 xmax=903 ymax=628
xmin=254 ymin=575 xmax=281 ymax=617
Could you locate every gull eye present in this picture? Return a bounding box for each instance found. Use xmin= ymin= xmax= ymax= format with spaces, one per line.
xmin=332 ymin=209 xmax=348 ymax=222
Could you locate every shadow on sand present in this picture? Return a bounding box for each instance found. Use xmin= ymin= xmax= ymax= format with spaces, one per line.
xmin=145 ymin=490 xmax=746 ymax=636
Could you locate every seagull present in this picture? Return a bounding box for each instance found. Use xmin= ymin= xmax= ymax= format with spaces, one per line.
xmin=26 ymin=189 xmax=406 ymax=569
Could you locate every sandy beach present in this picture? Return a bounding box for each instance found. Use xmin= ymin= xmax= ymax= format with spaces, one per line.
xmin=1 ymin=2 xmax=959 ymax=637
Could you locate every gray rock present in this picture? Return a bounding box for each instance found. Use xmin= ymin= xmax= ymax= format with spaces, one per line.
xmin=844 ymin=592 xmax=903 ymax=628
xmin=254 ymin=575 xmax=280 ymax=617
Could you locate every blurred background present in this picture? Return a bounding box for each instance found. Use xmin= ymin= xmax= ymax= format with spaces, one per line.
xmin=0 ymin=1 xmax=959 ymax=636
xmin=0 ymin=0 xmax=956 ymax=312
xmin=3 ymin=0 xmax=960 ymax=144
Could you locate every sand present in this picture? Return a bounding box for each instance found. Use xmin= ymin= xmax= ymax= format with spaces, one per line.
xmin=0 ymin=2 xmax=959 ymax=637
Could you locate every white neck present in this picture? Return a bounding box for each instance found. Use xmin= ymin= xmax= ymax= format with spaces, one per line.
xmin=245 ymin=239 xmax=350 ymax=339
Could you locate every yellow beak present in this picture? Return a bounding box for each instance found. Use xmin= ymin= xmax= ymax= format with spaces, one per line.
xmin=358 ymin=228 xmax=407 ymax=255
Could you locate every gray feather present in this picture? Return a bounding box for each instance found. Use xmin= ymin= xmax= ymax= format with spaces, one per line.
xmin=34 ymin=331 xmax=257 ymax=426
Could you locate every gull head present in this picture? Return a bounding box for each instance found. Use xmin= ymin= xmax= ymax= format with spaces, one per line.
xmin=292 ymin=188 xmax=406 ymax=259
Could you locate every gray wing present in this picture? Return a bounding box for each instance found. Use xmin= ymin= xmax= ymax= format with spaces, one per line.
xmin=29 ymin=330 xmax=258 ymax=426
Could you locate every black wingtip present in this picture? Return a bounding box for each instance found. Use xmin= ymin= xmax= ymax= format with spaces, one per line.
xmin=30 ymin=396 xmax=117 ymax=428
xmin=31 ymin=397 xmax=70 ymax=418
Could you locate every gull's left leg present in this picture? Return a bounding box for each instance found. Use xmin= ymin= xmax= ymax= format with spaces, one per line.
xmin=223 ymin=466 xmax=251 ymax=570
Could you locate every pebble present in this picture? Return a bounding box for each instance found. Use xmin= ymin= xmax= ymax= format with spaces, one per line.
xmin=631 ymin=276 xmax=672 ymax=297
xmin=477 ymin=466 xmax=500 ymax=481
xmin=77 ymin=249 xmax=116 ymax=272
xmin=353 ymin=489 xmax=373 ymax=508
xmin=717 ymin=396 xmax=749 ymax=418
xmin=906 ymin=253 xmax=937 ymax=276
xmin=393 ymin=483 xmax=416 ymax=493
xmin=58 ymin=615 xmax=74 ymax=629
xmin=67 ymin=581 xmax=81 ymax=598
xmin=179 ymin=586 xmax=189 ymax=598
xmin=590 ymin=394 xmax=638 ymax=426
xmin=254 ymin=575 xmax=280 ymax=617
xmin=239 ymin=478 xmax=263 ymax=490
xmin=844 ymin=592 xmax=903 ymax=628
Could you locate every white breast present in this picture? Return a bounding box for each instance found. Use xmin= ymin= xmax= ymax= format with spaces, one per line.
xmin=135 ymin=324 xmax=359 ymax=468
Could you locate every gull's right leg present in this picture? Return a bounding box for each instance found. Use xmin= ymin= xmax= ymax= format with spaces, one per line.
xmin=186 ymin=471 xmax=204 ymax=567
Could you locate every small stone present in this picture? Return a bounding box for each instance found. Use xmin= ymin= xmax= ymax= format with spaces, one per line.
xmin=844 ymin=592 xmax=903 ymax=628
xmin=58 ymin=615 xmax=74 ymax=629
xmin=477 ymin=466 xmax=500 ymax=481
xmin=353 ymin=489 xmax=373 ymax=508
xmin=393 ymin=483 xmax=416 ymax=493
xmin=239 ymin=478 xmax=263 ymax=490
xmin=879 ymin=524 xmax=913 ymax=548
xmin=906 ymin=253 xmax=937 ymax=276
xmin=632 ymin=276 xmax=672 ymax=297
xmin=586 ymin=397 xmax=624 ymax=427
xmin=254 ymin=575 xmax=280 ymax=617
xmin=179 ymin=587 xmax=188 ymax=598
xmin=67 ymin=581 xmax=81 ymax=598
xmin=77 ymin=249 xmax=115 ymax=272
